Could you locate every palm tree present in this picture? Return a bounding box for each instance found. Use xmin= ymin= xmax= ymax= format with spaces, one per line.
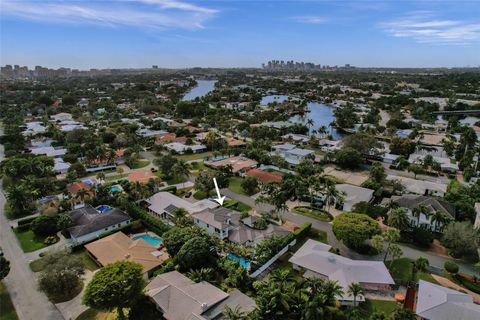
xmin=205 ymin=130 xmax=217 ymax=151
xmin=382 ymin=228 xmax=400 ymax=262
xmin=172 ymin=161 xmax=190 ymax=184
xmin=411 ymin=257 xmax=429 ymax=281
xmin=317 ymin=125 xmax=328 ymax=138
xmin=269 ymin=268 xmax=297 ymax=291
xmin=429 ymin=210 xmax=452 ymax=232
xmin=347 ymin=283 xmax=364 ymax=307
xmin=321 ymin=280 xmax=343 ymax=306
xmin=323 ymin=181 xmax=343 ymax=213
xmin=187 ymin=267 xmax=215 ymax=283
xmin=301 ymin=293 xmax=327 ymax=320
xmin=412 ymin=205 xmax=429 ymax=226
xmin=223 ymin=305 xmax=246 ymax=320
xmin=306 ymin=118 xmax=314 ymax=131
xmin=387 ymin=208 xmax=410 ymax=231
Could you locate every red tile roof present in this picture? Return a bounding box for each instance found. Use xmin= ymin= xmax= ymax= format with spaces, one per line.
xmin=245 ymin=169 xmax=282 ymax=184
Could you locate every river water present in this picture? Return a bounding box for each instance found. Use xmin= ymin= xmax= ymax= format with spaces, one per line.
xmin=182 ymin=80 xmax=217 ymax=101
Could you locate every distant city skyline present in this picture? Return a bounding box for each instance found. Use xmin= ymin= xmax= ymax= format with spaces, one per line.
xmin=1 ymin=0 xmax=480 ymax=69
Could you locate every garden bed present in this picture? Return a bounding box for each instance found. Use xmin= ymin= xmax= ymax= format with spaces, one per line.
xmin=293 ymin=206 xmax=333 ymax=222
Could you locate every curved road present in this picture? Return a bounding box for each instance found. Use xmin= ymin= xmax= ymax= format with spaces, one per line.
xmin=0 ymin=129 xmax=64 ymax=320
xmin=221 ymin=188 xmax=479 ymax=276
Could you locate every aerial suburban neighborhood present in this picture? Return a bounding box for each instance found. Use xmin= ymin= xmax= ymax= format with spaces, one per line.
xmin=1 ymin=1 xmax=480 ymax=320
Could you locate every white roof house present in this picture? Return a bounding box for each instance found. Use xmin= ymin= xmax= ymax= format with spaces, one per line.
xmin=50 ymin=112 xmax=73 ymax=122
xmin=416 ymin=280 xmax=480 ymax=320
xmin=145 ymin=192 xmax=218 ymax=219
xmin=22 ymin=121 xmax=47 ymax=136
xmin=30 ymin=146 xmax=67 ymax=158
xmin=335 ymin=184 xmax=374 ymax=211
xmin=289 ymin=239 xmax=394 ymax=305
xmin=164 ymin=142 xmax=206 ymax=154
xmin=54 ymin=158 xmax=71 ymax=173
xmin=387 ymin=175 xmax=447 ymax=196
xmin=146 ymin=271 xmax=256 ymax=320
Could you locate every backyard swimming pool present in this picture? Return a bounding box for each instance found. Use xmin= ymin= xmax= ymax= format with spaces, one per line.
xmin=132 ymin=234 xmax=163 ymax=247
xmin=96 ymin=205 xmax=113 ymax=213
xmin=227 ymin=253 xmax=252 ymax=269
xmin=110 ymin=185 xmax=123 ymax=193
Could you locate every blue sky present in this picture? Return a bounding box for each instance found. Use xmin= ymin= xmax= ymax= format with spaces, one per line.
xmin=1 ymin=0 xmax=479 ymax=69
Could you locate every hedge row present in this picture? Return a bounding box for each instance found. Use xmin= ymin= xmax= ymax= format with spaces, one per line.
xmin=124 ymin=204 xmax=170 ymax=236
xmin=17 ymin=216 xmax=38 ymax=226
xmin=282 ymin=222 xmax=312 ymax=248
xmin=454 ymin=275 xmax=480 ymax=294
xmin=16 ymin=224 xmax=32 ymax=232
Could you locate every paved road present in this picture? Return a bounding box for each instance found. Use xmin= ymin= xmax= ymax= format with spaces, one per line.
xmin=0 ymin=130 xmax=64 ymax=320
xmin=222 ymin=188 xmax=479 ymax=276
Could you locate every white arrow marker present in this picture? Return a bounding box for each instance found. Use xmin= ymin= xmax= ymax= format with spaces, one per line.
xmin=213 ymin=177 xmax=226 ymax=206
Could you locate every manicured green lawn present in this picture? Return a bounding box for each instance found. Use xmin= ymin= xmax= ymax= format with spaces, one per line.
xmin=30 ymin=249 xmax=99 ymax=272
xmin=130 ymin=160 xmax=150 ymax=169
xmin=176 ymin=152 xmax=213 ymax=161
xmin=293 ymin=206 xmax=332 ymax=222
xmin=72 ymin=250 xmax=100 ymax=271
xmin=0 ymin=282 xmax=18 ymax=320
xmin=388 ymin=258 xmax=438 ymax=284
xmin=228 ymin=176 xmax=246 ymax=195
xmin=308 ymin=228 xmax=328 ymax=244
xmin=14 ymin=229 xmax=49 ymax=253
xmin=224 ymin=199 xmax=251 ymax=212
xmin=361 ymin=299 xmax=399 ymax=318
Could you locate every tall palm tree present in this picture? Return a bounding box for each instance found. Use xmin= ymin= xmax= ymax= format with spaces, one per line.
xmin=269 ymin=268 xmax=297 ymax=291
xmin=172 ymin=161 xmax=190 ymax=183
xmin=223 ymin=305 xmax=246 ymax=320
xmin=411 ymin=257 xmax=429 ymax=281
xmin=187 ymin=267 xmax=215 ymax=283
xmin=429 ymin=210 xmax=452 ymax=232
xmin=347 ymin=283 xmax=364 ymax=307
xmin=323 ymin=181 xmax=343 ymax=213
xmin=387 ymin=208 xmax=410 ymax=231
xmin=321 ymin=280 xmax=343 ymax=306
xmin=205 ymin=130 xmax=217 ymax=151
xmin=306 ymin=118 xmax=314 ymax=131
xmin=412 ymin=205 xmax=429 ymax=226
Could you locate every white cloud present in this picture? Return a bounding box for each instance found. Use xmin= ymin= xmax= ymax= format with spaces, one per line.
xmin=292 ymin=16 xmax=328 ymax=25
xmin=0 ymin=0 xmax=218 ymax=30
xmin=381 ymin=12 xmax=480 ymax=45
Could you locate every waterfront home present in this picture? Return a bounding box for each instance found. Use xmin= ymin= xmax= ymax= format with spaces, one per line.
xmin=390 ymin=195 xmax=455 ymax=232
xmin=415 ymin=280 xmax=480 ymax=320
xmin=85 ymin=232 xmax=168 ymax=278
xmin=145 ymin=271 xmax=256 ymax=320
xmin=282 ymin=133 xmax=309 ymax=144
xmin=289 ymin=239 xmax=394 ymax=306
xmin=68 ymin=205 xmax=131 ymax=243
xmin=271 ymin=143 xmax=315 ymax=166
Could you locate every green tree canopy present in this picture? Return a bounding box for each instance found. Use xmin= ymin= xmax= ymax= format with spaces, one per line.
xmin=332 ymin=213 xmax=381 ymax=249
xmin=83 ymin=261 xmax=145 ymax=319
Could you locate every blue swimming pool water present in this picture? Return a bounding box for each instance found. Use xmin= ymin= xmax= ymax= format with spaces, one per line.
xmin=110 ymin=185 xmax=122 ymax=192
xmin=96 ymin=205 xmax=112 ymax=213
xmin=132 ymin=234 xmax=163 ymax=246
xmin=227 ymin=253 xmax=252 ymax=269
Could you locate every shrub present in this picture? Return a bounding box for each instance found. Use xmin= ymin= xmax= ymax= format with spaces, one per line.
xmin=444 ymin=261 xmax=459 ymax=274
xmin=31 ymin=216 xmax=58 ymax=237
xmin=44 ymin=236 xmax=59 ymax=245
xmin=193 ymin=190 xmax=207 ymax=200
xmin=17 ymin=216 xmax=38 ymax=226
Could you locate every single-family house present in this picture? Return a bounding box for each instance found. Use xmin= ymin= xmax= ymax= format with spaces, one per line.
xmin=145 ymin=271 xmax=256 ymax=320
xmin=154 ymin=132 xmax=187 ymax=145
xmin=335 ymin=184 xmax=374 ymax=211
xmin=68 ymin=205 xmax=131 ymax=243
xmin=391 ymin=195 xmax=455 ymax=232
xmin=145 ymin=192 xmax=218 ymax=220
xmin=164 ymin=142 xmax=206 ymax=154
xmin=245 ymin=168 xmax=282 ymax=184
xmin=415 ymin=280 xmax=480 ymax=320
xmin=207 ymin=156 xmax=257 ymax=174
xmin=271 ymin=144 xmax=315 ymax=166
xmin=387 ymin=175 xmax=447 ymax=196
xmin=289 ymin=239 xmax=394 ymax=306
xmin=282 ymin=133 xmax=309 ymax=144
xmin=85 ymin=231 xmax=168 ymax=278
xmin=51 ymin=112 xmax=73 ymax=122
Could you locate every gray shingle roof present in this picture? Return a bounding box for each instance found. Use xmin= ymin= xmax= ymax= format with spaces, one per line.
xmin=392 ymin=195 xmax=455 ymax=218
xmin=68 ymin=205 xmax=130 ymax=238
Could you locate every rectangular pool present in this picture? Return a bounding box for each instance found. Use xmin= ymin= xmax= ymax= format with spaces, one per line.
xmin=132 ymin=234 xmax=163 ymax=247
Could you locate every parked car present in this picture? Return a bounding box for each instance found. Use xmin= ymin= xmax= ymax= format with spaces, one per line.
xmin=184 ymin=192 xmax=192 ymax=198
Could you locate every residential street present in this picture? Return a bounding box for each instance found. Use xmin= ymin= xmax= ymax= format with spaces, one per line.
xmin=0 ymin=131 xmax=64 ymax=320
xmin=221 ymin=188 xmax=479 ymax=276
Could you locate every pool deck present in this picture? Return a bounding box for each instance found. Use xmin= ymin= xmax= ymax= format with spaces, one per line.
xmin=130 ymin=231 xmax=163 ymax=249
